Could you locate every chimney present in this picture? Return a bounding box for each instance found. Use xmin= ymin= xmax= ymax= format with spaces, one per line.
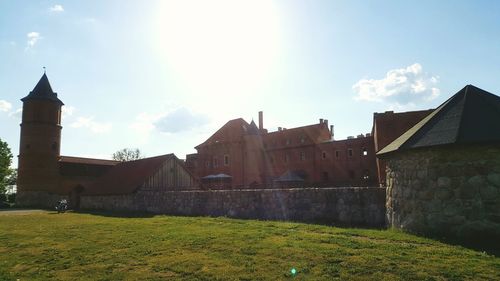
xmin=330 ymin=125 xmax=334 ymax=138
xmin=324 ymin=119 xmax=328 ymax=127
xmin=278 ymin=127 xmax=282 ymax=131
xmin=258 ymin=111 xmax=263 ymax=130
xmin=319 ymin=118 xmax=323 ymax=124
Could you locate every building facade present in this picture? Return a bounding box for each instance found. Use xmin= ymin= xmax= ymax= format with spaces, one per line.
xmin=187 ymin=111 xmax=431 ymax=189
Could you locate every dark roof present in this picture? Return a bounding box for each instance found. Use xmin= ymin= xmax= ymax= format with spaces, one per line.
xmin=247 ymin=120 xmax=259 ymax=135
xmin=84 ymin=154 xmax=176 ymax=195
xmin=372 ymin=109 xmax=434 ymax=152
xmin=59 ymin=156 xmax=119 ymax=166
xmin=274 ymin=170 xmax=305 ymax=182
xmin=378 ymin=85 xmax=500 ymax=156
xmin=21 ymin=73 xmax=64 ymax=105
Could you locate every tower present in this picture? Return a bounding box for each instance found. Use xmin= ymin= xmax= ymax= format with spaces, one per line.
xmin=17 ymin=73 xmax=63 ymax=196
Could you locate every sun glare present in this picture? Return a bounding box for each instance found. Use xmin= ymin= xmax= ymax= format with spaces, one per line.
xmin=154 ymin=0 xmax=281 ymax=104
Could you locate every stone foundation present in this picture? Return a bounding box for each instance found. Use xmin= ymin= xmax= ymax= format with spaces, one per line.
xmin=386 ymin=144 xmax=500 ymax=240
xmin=81 ymin=187 xmax=386 ymax=227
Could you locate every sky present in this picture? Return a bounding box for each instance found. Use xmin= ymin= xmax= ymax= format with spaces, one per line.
xmin=1 ymin=1 xmax=500 ymax=167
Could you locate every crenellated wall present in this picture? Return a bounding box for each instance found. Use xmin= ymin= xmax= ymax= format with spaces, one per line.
xmin=80 ymin=187 xmax=386 ymax=227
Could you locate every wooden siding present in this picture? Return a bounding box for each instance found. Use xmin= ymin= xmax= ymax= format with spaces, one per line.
xmin=142 ymin=157 xmax=197 ymax=190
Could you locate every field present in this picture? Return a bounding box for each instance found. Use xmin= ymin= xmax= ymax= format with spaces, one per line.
xmin=0 ymin=211 xmax=499 ymax=280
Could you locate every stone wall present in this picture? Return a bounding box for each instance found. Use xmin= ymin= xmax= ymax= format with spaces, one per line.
xmin=16 ymin=191 xmax=68 ymax=209
xmin=385 ymin=144 xmax=500 ymax=240
xmin=80 ymin=187 xmax=386 ymax=227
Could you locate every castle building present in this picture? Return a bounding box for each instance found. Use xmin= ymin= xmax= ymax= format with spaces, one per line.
xmin=186 ymin=110 xmax=433 ymax=189
xmin=16 ymin=74 xmax=197 ymax=208
xmin=16 ymin=73 xmax=432 ymax=207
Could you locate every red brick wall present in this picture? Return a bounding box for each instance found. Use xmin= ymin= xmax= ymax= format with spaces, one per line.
xmin=373 ymin=110 xmax=434 ymax=185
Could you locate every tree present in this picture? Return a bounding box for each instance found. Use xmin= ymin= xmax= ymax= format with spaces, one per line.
xmin=112 ymin=148 xmax=144 ymax=162
xmin=0 ymin=138 xmax=13 ymax=195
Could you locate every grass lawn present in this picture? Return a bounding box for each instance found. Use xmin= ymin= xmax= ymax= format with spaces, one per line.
xmin=0 ymin=211 xmax=498 ymax=280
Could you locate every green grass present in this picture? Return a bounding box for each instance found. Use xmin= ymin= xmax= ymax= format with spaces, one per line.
xmin=0 ymin=211 xmax=499 ymax=280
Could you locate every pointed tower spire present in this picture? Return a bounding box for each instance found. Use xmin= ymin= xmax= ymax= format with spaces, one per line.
xmin=21 ymin=73 xmax=63 ymax=105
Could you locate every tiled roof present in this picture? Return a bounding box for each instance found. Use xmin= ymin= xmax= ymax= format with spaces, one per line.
xmin=21 ymin=73 xmax=64 ymax=105
xmin=378 ymin=85 xmax=500 ymax=156
xmin=59 ymin=156 xmax=119 ymax=166
xmin=196 ymin=118 xmax=250 ymax=148
xmin=83 ymin=154 xmax=175 ymax=195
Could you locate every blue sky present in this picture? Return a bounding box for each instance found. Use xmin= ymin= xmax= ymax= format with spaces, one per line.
xmin=1 ymin=1 xmax=499 ymax=166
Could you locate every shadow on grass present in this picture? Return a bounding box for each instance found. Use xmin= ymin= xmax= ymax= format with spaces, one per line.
xmin=74 ymin=209 xmax=156 ymax=218
xmin=432 ymin=236 xmax=500 ymax=257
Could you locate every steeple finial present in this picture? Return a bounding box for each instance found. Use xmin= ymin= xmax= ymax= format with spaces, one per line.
xmin=43 ymin=66 xmax=46 ymax=74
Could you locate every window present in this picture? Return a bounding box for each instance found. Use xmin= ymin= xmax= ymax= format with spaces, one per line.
xmin=205 ymin=161 xmax=210 ymax=168
xmin=300 ymin=151 xmax=306 ymax=161
xmin=300 ymin=135 xmax=305 ymax=143
xmin=286 ymin=139 xmax=291 ymax=145
xmin=213 ymin=157 xmax=219 ymax=168
xmin=322 ymin=171 xmax=329 ymax=182
xmin=348 ymin=149 xmax=353 ymax=158
xmin=362 ymin=148 xmax=368 ymax=156
xmin=224 ymin=154 xmax=229 ymax=166
xmin=335 ymin=150 xmax=340 ymax=158
xmin=322 ymin=151 xmax=327 ymax=160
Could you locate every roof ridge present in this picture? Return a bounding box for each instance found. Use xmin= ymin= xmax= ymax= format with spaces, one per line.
xmin=455 ymin=85 xmax=471 ymax=142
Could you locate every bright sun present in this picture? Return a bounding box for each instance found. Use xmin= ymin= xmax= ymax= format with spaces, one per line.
xmin=154 ymin=0 xmax=281 ymax=104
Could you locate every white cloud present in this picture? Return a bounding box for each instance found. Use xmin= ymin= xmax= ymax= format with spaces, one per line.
xmin=8 ymin=108 xmax=22 ymax=119
xmin=70 ymin=117 xmax=112 ymax=133
xmin=49 ymin=4 xmax=64 ymax=12
xmin=26 ymin=32 xmax=42 ymax=49
xmin=0 ymin=100 xmax=12 ymax=112
xmin=155 ymin=108 xmax=209 ymax=134
xmin=130 ymin=108 xmax=209 ymax=136
xmin=130 ymin=112 xmax=163 ymax=135
xmin=61 ymin=106 xmax=75 ymax=120
xmin=353 ymin=63 xmax=440 ymax=107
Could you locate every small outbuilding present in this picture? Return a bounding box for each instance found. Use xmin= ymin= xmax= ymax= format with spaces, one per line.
xmin=378 ymin=85 xmax=500 ymax=241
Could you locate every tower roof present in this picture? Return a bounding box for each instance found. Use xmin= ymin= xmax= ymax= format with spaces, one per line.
xmin=378 ymin=84 xmax=500 ymax=156
xmin=247 ymin=120 xmax=260 ymax=135
xmin=21 ymin=73 xmax=64 ymax=105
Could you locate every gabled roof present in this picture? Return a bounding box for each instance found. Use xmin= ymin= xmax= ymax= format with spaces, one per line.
xmin=84 ymin=154 xmax=177 ymax=195
xmin=196 ymin=118 xmax=250 ymax=148
xmin=59 ymin=156 xmax=119 ymax=166
xmin=372 ymin=109 xmax=434 ymax=152
xmin=21 ymin=73 xmax=64 ymax=105
xmin=378 ymin=85 xmax=500 ymax=156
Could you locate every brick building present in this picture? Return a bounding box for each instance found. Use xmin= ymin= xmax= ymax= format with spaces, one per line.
xmin=16 ymin=73 xmax=433 ymax=208
xmin=186 ymin=110 xmax=433 ymax=189
xmin=16 ymin=74 xmax=197 ymax=208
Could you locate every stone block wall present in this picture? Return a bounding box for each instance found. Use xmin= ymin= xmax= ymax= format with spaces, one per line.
xmin=80 ymin=187 xmax=386 ymax=227
xmin=385 ymin=144 xmax=500 ymax=240
xmin=16 ymin=191 xmax=68 ymax=209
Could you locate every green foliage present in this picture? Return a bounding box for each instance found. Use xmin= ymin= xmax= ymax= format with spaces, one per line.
xmin=0 ymin=138 xmax=13 ymax=195
xmin=112 ymin=148 xmax=143 ymax=162
xmin=0 ymin=212 xmax=498 ymax=280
